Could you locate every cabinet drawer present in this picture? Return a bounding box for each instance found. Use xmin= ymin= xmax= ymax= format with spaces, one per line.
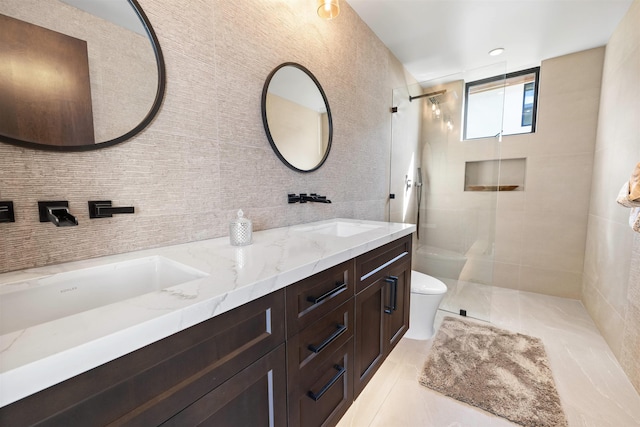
xmin=162 ymin=344 xmax=287 ymax=427
xmin=0 ymin=289 xmax=285 ymax=427
xmin=287 ymin=299 xmax=354 ymax=375
xmin=286 ymin=259 xmax=355 ymax=338
xmin=356 ymin=235 xmax=412 ymax=293
xmin=288 ymin=338 xmax=354 ymax=427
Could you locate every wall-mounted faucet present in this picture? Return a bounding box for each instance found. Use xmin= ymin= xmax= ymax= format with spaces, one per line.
xmin=38 ymin=201 xmax=78 ymax=226
xmin=88 ymin=201 xmax=135 ymax=218
xmin=303 ymin=193 xmax=331 ymax=203
xmin=0 ymin=201 xmax=15 ymax=223
xmin=288 ymin=193 xmax=332 ymax=204
xmin=288 ymin=194 xmax=302 ymax=204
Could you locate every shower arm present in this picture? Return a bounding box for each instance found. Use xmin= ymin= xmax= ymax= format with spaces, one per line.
xmin=409 ymin=89 xmax=446 ymax=102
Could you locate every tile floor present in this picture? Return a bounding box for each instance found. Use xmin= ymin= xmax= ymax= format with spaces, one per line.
xmin=336 ymin=286 xmax=640 ymax=427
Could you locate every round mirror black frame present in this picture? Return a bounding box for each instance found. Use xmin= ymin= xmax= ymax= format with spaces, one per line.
xmin=0 ymin=0 xmax=166 ymax=152
xmin=261 ymin=62 xmax=333 ymax=173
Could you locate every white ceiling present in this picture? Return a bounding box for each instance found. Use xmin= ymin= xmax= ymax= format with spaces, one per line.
xmin=347 ymin=0 xmax=633 ymax=84
xmin=58 ymin=0 xmax=146 ymax=35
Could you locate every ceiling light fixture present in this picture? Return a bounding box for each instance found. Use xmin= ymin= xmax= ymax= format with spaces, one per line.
xmin=489 ymin=48 xmax=505 ymax=56
xmin=317 ymin=0 xmax=340 ymax=20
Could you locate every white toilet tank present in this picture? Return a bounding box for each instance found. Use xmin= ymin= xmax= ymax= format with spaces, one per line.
xmin=404 ymin=270 xmax=447 ymax=340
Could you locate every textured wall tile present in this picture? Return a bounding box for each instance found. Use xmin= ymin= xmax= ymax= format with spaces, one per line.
xmin=629 ymin=234 xmax=640 ymax=312
xmin=620 ymin=304 xmax=640 ymax=392
xmin=0 ymin=0 xmax=406 ymax=272
xmin=582 ymin=0 xmax=640 ymax=394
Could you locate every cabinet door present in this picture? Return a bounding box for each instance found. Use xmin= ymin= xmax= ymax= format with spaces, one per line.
xmin=0 ymin=289 xmax=286 ymax=427
xmin=354 ymin=278 xmax=384 ymax=398
xmin=162 ymin=344 xmax=287 ymax=427
xmin=354 ymin=259 xmax=411 ymax=398
xmin=384 ymin=259 xmax=411 ymax=354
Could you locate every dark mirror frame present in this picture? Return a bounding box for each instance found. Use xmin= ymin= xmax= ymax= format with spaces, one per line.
xmin=261 ymin=62 xmax=333 ymax=173
xmin=0 ymin=0 xmax=166 ymax=152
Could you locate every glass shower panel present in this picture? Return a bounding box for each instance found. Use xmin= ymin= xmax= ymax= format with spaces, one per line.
xmin=390 ymin=64 xmax=506 ymax=322
xmin=389 ymin=85 xmax=423 ymax=226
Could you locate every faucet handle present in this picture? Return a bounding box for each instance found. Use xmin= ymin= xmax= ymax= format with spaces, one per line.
xmin=88 ymin=201 xmax=135 ymax=218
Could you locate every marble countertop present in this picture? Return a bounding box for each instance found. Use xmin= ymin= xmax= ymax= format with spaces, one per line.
xmin=0 ymin=218 xmax=415 ymax=407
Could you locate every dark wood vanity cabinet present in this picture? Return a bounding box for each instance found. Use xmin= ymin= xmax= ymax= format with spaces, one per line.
xmin=0 ymin=234 xmax=412 ymax=427
xmin=0 ymin=289 xmax=287 ymax=427
xmin=284 ymin=236 xmax=413 ymax=425
xmin=354 ymin=235 xmax=412 ymax=397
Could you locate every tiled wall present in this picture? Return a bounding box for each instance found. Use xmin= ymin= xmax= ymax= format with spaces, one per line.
xmin=0 ymin=0 xmax=413 ymax=273
xmin=490 ymin=47 xmax=605 ymax=299
xmin=408 ymin=50 xmax=604 ymax=299
xmin=582 ymin=0 xmax=640 ymax=393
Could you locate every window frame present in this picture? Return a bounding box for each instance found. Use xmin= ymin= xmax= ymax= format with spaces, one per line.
xmin=463 ymin=67 xmax=540 ymax=140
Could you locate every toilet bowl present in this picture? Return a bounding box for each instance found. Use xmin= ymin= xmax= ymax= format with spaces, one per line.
xmin=414 ymin=245 xmax=467 ymax=280
xmin=404 ymin=270 xmax=447 ymax=340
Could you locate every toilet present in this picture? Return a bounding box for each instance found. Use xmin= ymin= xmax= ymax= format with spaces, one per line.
xmin=404 ymin=270 xmax=448 ymax=340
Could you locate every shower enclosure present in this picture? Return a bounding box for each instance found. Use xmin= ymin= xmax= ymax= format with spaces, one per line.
xmin=389 ymin=65 xmax=507 ymax=322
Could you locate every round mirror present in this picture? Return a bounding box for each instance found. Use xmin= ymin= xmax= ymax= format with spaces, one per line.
xmin=261 ymin=63 xmax=332 ymax=172
xmin=0 ymin=0 xmax=165 ymax=151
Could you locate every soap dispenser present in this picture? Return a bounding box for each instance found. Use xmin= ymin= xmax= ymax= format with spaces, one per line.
xmin=229 ymin=209 xmax=252 ymax=246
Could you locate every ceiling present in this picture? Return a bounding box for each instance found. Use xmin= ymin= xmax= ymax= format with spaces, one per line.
xmin=347 ymin=0 xmax=633 ymax=84
xmin=59 ymin=0 xmax=146 ymax=35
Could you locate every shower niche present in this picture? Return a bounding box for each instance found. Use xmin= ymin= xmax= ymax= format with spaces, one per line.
xmin=464 ymin=158 xmax=526 ymax=192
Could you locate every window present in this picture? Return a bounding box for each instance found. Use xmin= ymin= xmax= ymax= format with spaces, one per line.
xmin=521 ymin=82 xmax=534 ymax=127
xmin=463 ymin=67 xmax=539 ymax=140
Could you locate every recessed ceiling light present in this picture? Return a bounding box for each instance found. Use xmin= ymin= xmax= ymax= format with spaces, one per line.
xmin=489 ymin=48 xmax=505 ymax=56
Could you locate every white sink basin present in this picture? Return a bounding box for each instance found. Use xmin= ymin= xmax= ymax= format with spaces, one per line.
xmin=293 ymin=221 xmax=382 ymax=237
xmin=0 ymin=256 xmax=208 ymax=335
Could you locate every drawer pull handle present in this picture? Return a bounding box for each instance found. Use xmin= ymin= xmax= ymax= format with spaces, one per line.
xmin=307 ymin=364 xmax=346 ymax=401
xmin=307 ymin=282 xmax=347 ymax=305
xmin=384 ymin=276 xmax=398 ymax=314
xmin=308 ymin=324 xmax=347 ymax=353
